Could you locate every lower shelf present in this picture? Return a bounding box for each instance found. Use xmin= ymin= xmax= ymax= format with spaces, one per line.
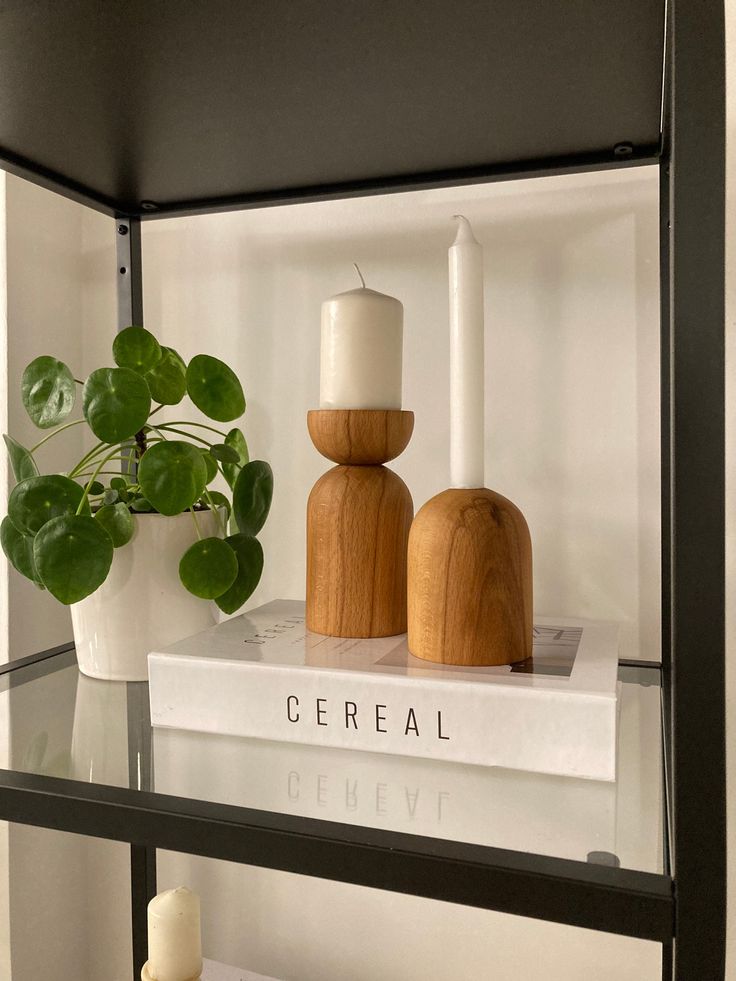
xmin=0 ymin=645 xmax=672 ymax=942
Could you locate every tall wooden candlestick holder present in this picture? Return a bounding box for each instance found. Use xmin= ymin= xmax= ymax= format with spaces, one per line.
xmin=306 ymin=409 xmax=414 ymax=638
xmin=407 ymin=487 xmax=533 ymax=666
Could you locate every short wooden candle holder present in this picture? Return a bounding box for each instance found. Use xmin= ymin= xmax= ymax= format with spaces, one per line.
xmin=306 ymin=409 xmax=414 ymax=638
xmin=407 ymin=487 xmax=533 ymax=665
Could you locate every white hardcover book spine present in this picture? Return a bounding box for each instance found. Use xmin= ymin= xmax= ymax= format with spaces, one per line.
xmin=148 ymin=655 xmax=617 ymax=781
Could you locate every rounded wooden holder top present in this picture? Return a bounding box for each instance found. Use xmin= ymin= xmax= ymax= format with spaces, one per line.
xmin=407 ymin=487 xmax=533 ymax=666
xmin=308 ymin=409 xmax=414 ymax=465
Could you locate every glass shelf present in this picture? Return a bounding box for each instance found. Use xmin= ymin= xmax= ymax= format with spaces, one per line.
xmin=1 ymin=648 xmax=664 ymax=876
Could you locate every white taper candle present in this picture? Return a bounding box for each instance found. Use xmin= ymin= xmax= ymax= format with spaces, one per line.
xmin=145 ymin=887 xmax=202 ymax=981
xmin=449 ymin=215 xmax=485 ymax=488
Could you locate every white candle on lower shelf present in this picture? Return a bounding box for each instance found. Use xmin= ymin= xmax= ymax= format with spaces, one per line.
xmin=144 ymin=886 xmax=202 ymax=981
xmin=319 ymin=268 xmax=403 ymax=409
xmin=449 ymin=214 xmax=485 ymax=488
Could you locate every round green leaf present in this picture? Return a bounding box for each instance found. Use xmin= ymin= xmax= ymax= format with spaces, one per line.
xmin=138 ymin=440 xmax=207 ymax=516
xmin=113 ymin=326 xmax=162 ymax=374
xmin=102 ymin=488 xmax=119 ymax=505
xmin=210 ymin=443 xmax=240 ymax=464
xmin=1 ymin=515 xmax=41 ymax=584
xmin=95 ymin=502 xmax=135 ymax=547
xmin=145 ymin=346 xmax=187 ymax=404
xmin=34 ymin=514 xmax=113 ymax=604
xmin=3 ymin=434 xmax=39 ymax=483
xmin=222 ymin=427 xmax=249 ymax=489
xmin=186 ymin=355 xmax=245 ymax=422
xmin=85 ymin=480 xmax=105 ymax=496
xmin=82 ymin=367 xmax=152 ymax=443
xmin=215 ymin=534 xmax=264 ymax=614
xmin=205 ymin=490 xmax=231 ymax=521
xmin=8 ymin=474 xmax=86 ymax=537
xmin=21 ymin=356 xmax=76 ymax=429
xmin=179 ymin=537 xmax=238 ymax=600
xmin=232 ymin=461 xmax=273 ymax=537
xmin=110 ymin=476 xmax=130 ymax=502
xmin=130 ymin=497 xmax=153 ymax=512
xmin=200 ymin=449 xmax=218 ymax=484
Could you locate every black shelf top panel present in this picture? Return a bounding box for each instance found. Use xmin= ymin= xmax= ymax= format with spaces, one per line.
xmin=0 ymin=0 xmax=664 ymax=217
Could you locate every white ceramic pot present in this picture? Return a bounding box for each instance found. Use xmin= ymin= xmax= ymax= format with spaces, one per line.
xmin=71 ymin=510 xmax=222 ymax=682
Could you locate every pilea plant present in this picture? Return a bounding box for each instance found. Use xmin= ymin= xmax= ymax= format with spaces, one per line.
xmin=1 ymin=326 xmax=273 ymax=613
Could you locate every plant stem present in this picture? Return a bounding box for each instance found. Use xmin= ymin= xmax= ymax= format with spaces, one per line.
xmin=158 ymin=420 xmax=228 ymax=438
xmin=146 ymin=425 xmax=169 ymax=442
xmin=30 ymin=418 xmax=86 ymax=453
xmin=69 ymin=441 xmax=126 ymax=478
xmin=74 ymin=464 xmax=134 ymax=478
xmin=155 ymin=425 xmax=212 ymax=447
xmin=189 ymin=507 xmax=202 ymax=540
xmin=75 ymin=447 xmax=131 ymax=514
xmin=202 ymin=488 xmax=227 ymax=536
xmin=135 ymin=429 xmax=147 ymax=458
xmin=69 ymin=443 xmax=108 ymax=478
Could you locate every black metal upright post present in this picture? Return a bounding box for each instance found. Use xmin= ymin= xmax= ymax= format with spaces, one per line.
xmin=116 ymin=215 xmax=157 ymax=978
xmin=665 ymin=2 xmax=726 ymax=979
xmin=116 ymin=218 xmax=143 ymax=328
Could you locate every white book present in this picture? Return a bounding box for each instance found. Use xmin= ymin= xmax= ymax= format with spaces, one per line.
xmin=148 ymin=600 xmax=620 ymax=780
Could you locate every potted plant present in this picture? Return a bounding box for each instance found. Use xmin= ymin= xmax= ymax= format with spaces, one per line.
xmin=2 ymin=326 xmax=272 ymax=681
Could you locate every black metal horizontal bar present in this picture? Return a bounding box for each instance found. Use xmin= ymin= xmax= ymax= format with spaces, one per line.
xmin=1 ymin=144 xmax=659 ymax=221
xmin=0 ymin=145 xmax=119 ymax=216
xmin=618 ymin=659 xmax=662 ymax=670
xmin=0 ymin=769 xmax=673 ymax=942
xmin=0 ymin=641 xmax=75 ymax=677
xmin=139 ymin=147 xmax=661 ymax=221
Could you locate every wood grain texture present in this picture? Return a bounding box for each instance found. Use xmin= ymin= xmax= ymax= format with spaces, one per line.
xmin=307 ymin=409 xmax=414 ymax=465
xmin=307 ymin=465 xmax=413 ymax=637
xmin=407 ymin=488 xmax=533 ymax=665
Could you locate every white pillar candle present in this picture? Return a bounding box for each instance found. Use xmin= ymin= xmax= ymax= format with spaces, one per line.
xmin=145 ymin=887 xmax=202 ymax=981
xmin=449 ymin=215 xmax=485 ymax=488
xmin=319 ymin=267 xmax=403 ymax=409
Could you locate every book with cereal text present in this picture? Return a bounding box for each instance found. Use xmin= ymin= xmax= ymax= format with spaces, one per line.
xmin=148 ymin=599 xmax=620 ymax=780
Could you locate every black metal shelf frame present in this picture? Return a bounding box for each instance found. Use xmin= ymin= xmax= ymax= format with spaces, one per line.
xmin=0 ymin=2 xmax=726 ymax=979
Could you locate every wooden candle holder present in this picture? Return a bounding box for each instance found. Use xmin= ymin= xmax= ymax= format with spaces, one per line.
xmin=407 ymin=487 xmax=533 ymax=665
xmin=306 ymin=409 xmax=414 ymax=638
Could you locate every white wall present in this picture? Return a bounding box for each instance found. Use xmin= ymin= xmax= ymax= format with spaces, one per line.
xmin=0 ymin=164 xmax=666 ymax=980
xmin=142 ymin=168 xmax=661 ymax=662
xmin=139 ymin=168 xmax=662 ymax=980
xmin=1 ymin=176 xmax=131 ymax=981
xmin=4 ymin=178 xmax=83 ymax=657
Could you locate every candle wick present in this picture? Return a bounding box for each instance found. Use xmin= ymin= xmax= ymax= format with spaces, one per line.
xmin=451 ymin=214 xmax=479 ymax=246
xmin=353 ymin=263 xmax=366 ymax=289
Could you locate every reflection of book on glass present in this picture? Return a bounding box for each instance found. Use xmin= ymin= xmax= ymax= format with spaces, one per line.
xmin=149 ymin=600 xmax=620 ymax=781
xmin=202 ymin=962 xmax=279 ymax=981
xmin=154 ymin=726 xmax=619 ymax=862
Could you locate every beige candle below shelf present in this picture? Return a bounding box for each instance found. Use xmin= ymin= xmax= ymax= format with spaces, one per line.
xmin=143 ymin=886 xmax=202 ymax=981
